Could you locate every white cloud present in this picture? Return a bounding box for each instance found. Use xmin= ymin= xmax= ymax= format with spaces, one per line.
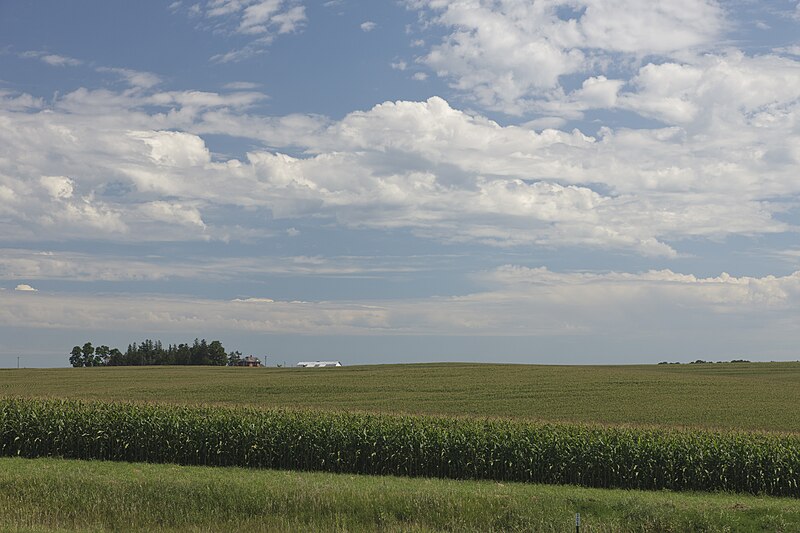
xmin=97 ymin=67 xmax=161 ymax=89
xmin=360 ymin=21 xmax=377 ymax=32
xmin=619 ymin=53 xmax=800 ymax=127
xmin=1 ymin=83 xmax=798 ymax=255
xmin=39 ymin=176 xmax=74 ymax=199
xmin=0 ymin=249 xmax=425 ymax=284
xmin=129 ymin=130 xmax=211 ymax=168
xmin=40 ymin=54 xmax=82 ymax=67
xmin=178 ymin=0 xmax=307 ymax=61
xmin=405 ymin=0 xmax=726 ymax=114
xmin=412 ymin=72 xmax=428 ymax=81
xmin=777 ymin=45 xmax=800 ymax=57
xmin=0 ymin=90 xmax=43 ymax=111
xmin=14 ymin=284 xmax=37 ymax=292
xmin=138 ymin=201 xmax=206 ymax=228
xmin=483 ymin=266 xmax=800 ymax=309
xmin=237 ymin=1 xmax=306 ymax=35
xmin=21 ymin=51 xmax=82 ymax=67
xmin=1 ymin=268 xmax=799 ymax=353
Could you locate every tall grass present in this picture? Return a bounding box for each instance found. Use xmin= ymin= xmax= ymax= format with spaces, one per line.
xmin=5 ymin=458 xmax=800 ymax=533
xmin=1 ymin=398 xmax=798 ymax=496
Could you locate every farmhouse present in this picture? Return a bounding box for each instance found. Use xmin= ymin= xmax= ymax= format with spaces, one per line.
xmin=234 ymin=355 xmax=263 ymax=367
xmin=296 ymin=361 xmax=342 ymax=368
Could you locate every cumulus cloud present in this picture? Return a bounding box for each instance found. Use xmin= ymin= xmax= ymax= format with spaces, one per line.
xmin=0 ymin=82 xmax=798 ymax=255
xmin=619 ymin=53 xmax=800 ymax=127
xmin=404 ymin=0 xmax=726 ymax=114
xmin=360 ymin=21 xmax=377 ymax=32
xmin=129 ymin=130 xmax=211 ymax=168
xmin=14 ymin=284 xmax=37 ymax=292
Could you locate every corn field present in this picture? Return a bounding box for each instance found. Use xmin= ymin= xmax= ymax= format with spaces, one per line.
xmin=1 ymin=398 xmax=798 ymax=496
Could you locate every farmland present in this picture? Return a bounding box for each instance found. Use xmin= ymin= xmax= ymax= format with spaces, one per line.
xmin=2 ymin=362 xmax=799 ymax=532
xmin=1 ymin=362 xmax=799 ymax=431
xmin=3 ymin=398 xmax=800 ymax=496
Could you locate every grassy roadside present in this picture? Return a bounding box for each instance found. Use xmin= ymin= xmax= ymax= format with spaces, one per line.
xmin=1 ymin=457 xmax=799 ymax=532
xmin=2 ymin=362 xmax=799 ymax=432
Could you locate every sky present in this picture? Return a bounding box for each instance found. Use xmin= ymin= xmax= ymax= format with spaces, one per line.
xmin=1 ymin=0 xmax=800 ymax=367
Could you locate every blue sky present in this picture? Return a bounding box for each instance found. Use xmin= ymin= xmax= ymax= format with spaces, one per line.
xmin=2 ymin=0 xmax=800 ymax=367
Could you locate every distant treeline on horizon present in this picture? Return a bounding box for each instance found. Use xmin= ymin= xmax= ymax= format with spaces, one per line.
xmin=68 ymin=339 xmax=245 ymax=367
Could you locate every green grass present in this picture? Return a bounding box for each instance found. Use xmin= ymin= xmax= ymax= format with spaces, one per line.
xmin=2 ymin=362 xmax=799 ymax=432
xmin=2 ymin=457 xmax=800 ymax=532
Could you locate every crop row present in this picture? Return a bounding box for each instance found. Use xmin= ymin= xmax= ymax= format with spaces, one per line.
xmin=1 ymin=398 xmax=798 ymax=496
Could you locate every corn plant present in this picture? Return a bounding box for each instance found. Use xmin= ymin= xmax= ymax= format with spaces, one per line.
xmin=1 ymin=398 xmax=798 ymax=496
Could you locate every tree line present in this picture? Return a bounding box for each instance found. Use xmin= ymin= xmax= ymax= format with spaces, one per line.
xmin=68 ymin=339 xmax=246 ymax=367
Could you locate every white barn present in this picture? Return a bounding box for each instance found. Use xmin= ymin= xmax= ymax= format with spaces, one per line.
xmin=297 ymin=361 xmax=342 ymax=368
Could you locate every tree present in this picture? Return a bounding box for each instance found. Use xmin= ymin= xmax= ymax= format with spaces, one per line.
xmin=190 ymin=338 xmax=210 ymax=365
xmin=81 ymin=342 xmax=95 ymax=367
xmin=175 ymin=343 xmax=191 ymax=365
xmin=107 ymin=348 xmax=123 ymax=366
xmin=227 ymin=350 xmax=242 ymax=366
xmin=95 ymin=345 xmax=111 ymax=366
xmin=67 ymin=338 xmax=238 ymax=367
xmin=208 ymin=340 xmax=227 ymax=366
xmin=69 ymin=346 xmax=83 ymax=367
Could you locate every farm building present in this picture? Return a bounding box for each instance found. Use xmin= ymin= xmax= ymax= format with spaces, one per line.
xmin=234 ymin=355 xmax=263 ymax=367
xmin=296 ymin=361 xmax=342 ymax=368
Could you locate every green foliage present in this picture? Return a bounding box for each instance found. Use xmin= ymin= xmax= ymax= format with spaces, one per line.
xmin=4 ymin=457 xmax=800 ymax=533
xmin=6 ymin=458 xmax=800 ymax=533
xmin=68 ymin=346 xmax=82 ymax=368
xmin=208 ymin=340 xmax=227 ymax=366
xmin=2 ymin=398 xmax=799 ymax=497
xmin=81 ymin=342 xmax=95 ymax=367
xmin=68 ymin=339 xmax=231 ymax=366
xmin=227 ymin=350 xmax=243 ymax=366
